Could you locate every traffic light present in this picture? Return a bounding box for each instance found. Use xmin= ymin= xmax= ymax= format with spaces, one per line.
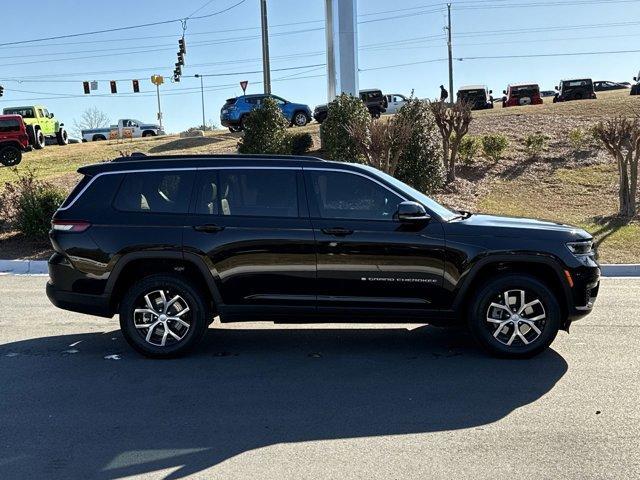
xmin=178 ymin=37 xmax=186 ymax=54
xmin=132 ymin=79 xmax=140 ymax=93
xmin=0 ymin=85 xmax=4 ymax=97
xmin=83 ymin=81 xmax=90 ymax=94
xmin=177 ymin=52 xmax=184 ymax=66
xmin=110 ymin=81 xmax=117 ymax=94
xmin=173 ymin=74 xmax=181 ymax=83
xmin=174 ymin=64 xmax=182 ymax=76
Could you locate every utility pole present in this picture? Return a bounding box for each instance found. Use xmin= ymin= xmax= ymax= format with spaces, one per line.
xmin=260 ymin=0 xmax=271 ymax=94
xmin=195 ymin=74 xmax=206 ymax=128
xmin=446 ymin=3 xmax=454 ymax=103
xmin=156 ymin=84 xmax=163 ymax=130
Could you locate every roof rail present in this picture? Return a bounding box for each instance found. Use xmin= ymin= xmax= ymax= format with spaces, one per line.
xmin=111 ymin=153 xmax=324 ymax=163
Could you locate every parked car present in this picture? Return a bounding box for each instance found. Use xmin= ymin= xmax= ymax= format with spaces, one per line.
xmin=2 ymin=105 xmax=68 ymax=149
xmin=0 ymin=114 xmax=32 ymax=166
xmin=384 ymin=93 xmax=409 ymax=114
xmin=631 ymin=71 xmax=640 ymax=96
xmin=220 ymin=94 xmax=312 ymax=132
xmin=456 ymin=85 xmax=493 ymax=110
xmin=313 ymin=89 xmax=388 ymax=124
xmin=593 ymin=81 xmax=630 ymax=92
xmin=502 ymin=83 xmax=543 ymax=108
xmin=553 ymin=79 xmax=597 ymax=103
xmin=540 ymin=90 xmax=556 ymax=97
xmin=47 ymin=153 xmax=600 ymax=359
xmin=81 ymin=119 xmax=164 ymax=142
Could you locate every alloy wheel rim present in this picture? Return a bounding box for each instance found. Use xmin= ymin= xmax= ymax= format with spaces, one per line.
xmin=2 ymin=150 xmax=19 ymax=165
xmin=133 ymin=289 xmax=191 ymax=347
xmin=295 ymin=113 xmax=306 ymax=125
xmin=485 ymin=289 xmax=546 ymax=347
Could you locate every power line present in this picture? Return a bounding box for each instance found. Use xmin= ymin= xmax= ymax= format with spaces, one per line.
xmin=0 ymin=0 xmax=248 ymax=47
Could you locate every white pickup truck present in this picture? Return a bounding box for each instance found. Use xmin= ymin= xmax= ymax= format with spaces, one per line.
xmin=81 ymin=119 xmax=164 ymax=142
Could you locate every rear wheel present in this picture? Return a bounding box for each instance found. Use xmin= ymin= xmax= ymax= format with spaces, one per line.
xmin=0 ymin=146 xmax=22 ymax=167
xmin=33 ymin=128 xmax=45 ymax=149
xmin=92 ymin=134 xmax=106 ymax=141
xmin=56 ymin=127 xmax=68 ymax=146
xmin=119 ymin=274 xmax=211 ymax=358
xmin=142 ymin=130 xmax=156 ymax=138
xmin=468 ymin=274 xmax=560 ymax=358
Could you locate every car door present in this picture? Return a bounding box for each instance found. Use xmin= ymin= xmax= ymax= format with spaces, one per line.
xmin=304 ymin=167 xmax=446 ymax=313
xmin=183 ymin=166 xmax=316 ymax=313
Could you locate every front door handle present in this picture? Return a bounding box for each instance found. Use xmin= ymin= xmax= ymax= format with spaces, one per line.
xmin=193 ymin=224 xmax=225 ymax=233
xmin=321 ymin=227 xmax=354 ymax=237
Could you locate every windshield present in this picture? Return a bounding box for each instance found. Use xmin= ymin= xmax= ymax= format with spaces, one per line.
xmin=357 ymin=165 xmax=458 ymax=220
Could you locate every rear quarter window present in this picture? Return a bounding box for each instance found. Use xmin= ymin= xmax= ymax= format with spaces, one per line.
xmin=0 ymin=119 xmax=21 ymax=132
xmin=113 ymin=171 xmax=194 ymax=214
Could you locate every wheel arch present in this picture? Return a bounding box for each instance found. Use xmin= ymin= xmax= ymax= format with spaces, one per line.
xmin=453 ymin=255 xmax=572 ymax=328
xmin=105 ymin=252 xmax=223 ymax=314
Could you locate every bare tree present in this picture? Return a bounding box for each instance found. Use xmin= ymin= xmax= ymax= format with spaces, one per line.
xmin=346 ymin=116 xmax=413 ymax=176
xmin=72 ymin=107 xmax=110 ymax=137
xmin=593 ymin=115 xmax=640 ymax=218
xmin=428 ymin=100 xmax=472 ymax=183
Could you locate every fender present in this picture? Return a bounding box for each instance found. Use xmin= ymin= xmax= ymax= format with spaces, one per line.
xmin=451 ymin=253 xmax=573 ymax=314
xmin=103 ymin=251 xmax=224 ymax=307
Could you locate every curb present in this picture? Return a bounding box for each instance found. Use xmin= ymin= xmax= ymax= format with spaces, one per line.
xmin=0 ymin=260 xmax=48 ymax=275
xmin=1 ymin=259 xmax=640 ymax=278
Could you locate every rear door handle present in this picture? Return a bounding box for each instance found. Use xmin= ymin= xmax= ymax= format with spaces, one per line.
xmin=321 ymin=227 xmax=354 ymax=237
xmin=193 ymin=224 xmax=225 ymax=233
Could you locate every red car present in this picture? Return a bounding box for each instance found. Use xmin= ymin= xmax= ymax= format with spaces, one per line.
xmin=0 ymin=114 xmax=32 ymax=166
xmin=502 ymin=83 xmax=543 ymax=108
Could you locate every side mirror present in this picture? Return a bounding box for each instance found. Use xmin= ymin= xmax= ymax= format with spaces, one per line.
xmin=396 ymin=201 xmax=430 ymax=223
xmin=554 ymin=86 xmax=559 ymax=90
xmin=49 ymin=113 xmax=54 ymax=118
xmin=489 ymin=89 xmax=493 ymax=94
xmin=634 ymin=77 xmax=638 ymax=81
xmin=502 ymin=90 xmax=507 ymax=95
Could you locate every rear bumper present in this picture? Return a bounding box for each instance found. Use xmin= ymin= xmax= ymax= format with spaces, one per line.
xmin=46 ymin=281 xmax=113 ymax=318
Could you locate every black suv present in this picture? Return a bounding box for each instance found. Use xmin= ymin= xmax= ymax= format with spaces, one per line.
xmin=313 ymin=89 xmax=388 ymax=124
xmin=47 ymin=154 xmax=600 ymax=358
xmin=553 ymin=79 xmax=597 ymax=102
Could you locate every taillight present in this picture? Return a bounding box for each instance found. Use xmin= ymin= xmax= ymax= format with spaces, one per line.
xmin=51 ymin=220 xmax=91 ymax=232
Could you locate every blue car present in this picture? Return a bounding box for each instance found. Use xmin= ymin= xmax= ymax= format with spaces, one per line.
xmin=220 ymin=94 xmax=312 ymax=132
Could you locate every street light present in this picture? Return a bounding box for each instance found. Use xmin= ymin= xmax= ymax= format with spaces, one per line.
xmin=194 ymin=74 xmax=205 ymax=129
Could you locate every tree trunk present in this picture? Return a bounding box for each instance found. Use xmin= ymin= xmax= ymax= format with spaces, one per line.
xmin=629 ymin=157 xmax=638 ymax=217
xmin=619 ymin=158 xmax=632 ymax=217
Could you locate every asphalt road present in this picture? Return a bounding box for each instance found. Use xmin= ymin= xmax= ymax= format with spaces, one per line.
xmin=0 ymin=276 xmax=638 ymax=480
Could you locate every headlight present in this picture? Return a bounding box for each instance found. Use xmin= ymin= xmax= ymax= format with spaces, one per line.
xmin=566 ymin=240 xmax=594 ymax=256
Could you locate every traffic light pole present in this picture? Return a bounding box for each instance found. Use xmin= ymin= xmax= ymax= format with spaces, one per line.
xmin=156 ymin=84 xmax=163 ymax=130
xmin=195 ymin=74 xmax=206 ymax=129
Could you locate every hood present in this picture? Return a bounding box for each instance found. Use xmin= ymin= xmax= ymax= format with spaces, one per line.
xmin=451 ymin=213 xmax=592 ymax=241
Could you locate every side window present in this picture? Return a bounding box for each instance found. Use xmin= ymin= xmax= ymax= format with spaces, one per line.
xmin=307 ymin=171 xmax=403 ymax=221
xmin=194 ymin=170 xmax=219 ymax=215
xmin=218 ymin=169 xmax=298 ymax=218
xmin=37 ymin=109 xmax=45 ymax=118
xmin=114 ymin=171 xmax=193 ymax=214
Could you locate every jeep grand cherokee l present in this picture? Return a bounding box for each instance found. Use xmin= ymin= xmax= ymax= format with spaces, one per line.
xmin=47 ymin=154 xmax=600 ymax=359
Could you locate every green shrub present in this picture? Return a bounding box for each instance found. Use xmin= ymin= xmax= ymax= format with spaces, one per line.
xmin=288 ymin=132 xmax=313 ymax=155
xmin=392 ymin=98 xmax=444 ymax=194
xmin=481 ymin=134 xmax=509 ymax=161
xmin=456 ymin=135 xmax=480 ymax=166
xmin=0 ymin=168 xmax=66 ymax=239
xmin=320 ymin=93 xmax=370 ymax=162
xmin=524 ymin=133 xmax=547 ymax=158
xmin=237 ymin=97 xmax=289 ymax=154
xmin=568 ymin=128 xmax=586 ymax=150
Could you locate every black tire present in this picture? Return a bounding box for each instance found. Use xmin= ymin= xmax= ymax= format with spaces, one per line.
xmin=0 ymin=146 xmax=22 ymax=167
xmin=239 ymin=115 xmax=249 ymax=131
xmin=56 ymin=127 xmax=69 ymax=146
xmin=228 ymin=126 xmax=242 ymax=133
xmin=292 ymin=111 xmax=309 ymax=127
xmin=33 ymin=128 xmax=45 ymax=149
xmin=142 ymin=130 xmax=156 ymax=138
xmin=92 ymin=135 xmax=106 ymax=141
xmin=468 ymin=274 xmax=560 ymax=358
xmin=119 ymin=274 xmax=211 ymax=358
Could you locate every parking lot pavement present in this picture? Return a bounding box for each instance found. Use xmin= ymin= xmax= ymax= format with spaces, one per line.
xmin=0 ymin=276 xmax=638 ymax=480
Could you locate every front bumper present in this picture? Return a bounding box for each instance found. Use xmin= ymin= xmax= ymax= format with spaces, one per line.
xmin=567 ymin=265 xmax=600 ymax=322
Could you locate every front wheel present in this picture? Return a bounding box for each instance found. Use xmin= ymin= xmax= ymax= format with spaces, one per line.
xmin=56 ymin=127 xmax=69 ymax=146
xmin=33 ymin=129 xmax=46 ymax=149
xmin=468 ymin=275 xmax=560 ymax=358
xmin=119 ymin=274 xmax=211 ymax=358
xmin=0 ymin=146 xmax=22 ymax=166
xmin=292 ymin=111 xmax=308 ymax=127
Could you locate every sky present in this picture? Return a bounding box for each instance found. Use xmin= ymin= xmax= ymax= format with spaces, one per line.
xmin=1 ymin=0 xmax=639 ymax=134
